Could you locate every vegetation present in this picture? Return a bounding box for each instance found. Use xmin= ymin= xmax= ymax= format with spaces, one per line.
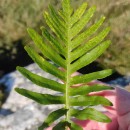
xmin=0 ymin=0 xmax=50 ymax=59
xmin=15 ymin=0 xmax=113 ymax=129
xmin=1 ymin=0 xmax=130 ymax=75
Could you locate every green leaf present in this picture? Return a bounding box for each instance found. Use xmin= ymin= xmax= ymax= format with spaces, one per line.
xmin=71 ymin=17 xmax=106 ymax=50
xmin=70 ymin=27 xmax=110 ymax=62
xmin=69 ymin=84 xmax=112 ymax=96
xmin=70 ymin=69 xmax=113 ymax=85
xmin=15 ymin=0 xmax=113 ymax=129
xmin=38 ymin=108 xmax=68 ymax=130
xmin=70 ymin=95 xmax=113 ymax=106
xmin=15 ymin=88 xmax=65 ymax=105
xmin=70 ymin=40 xmax=111 ymax=73
xmin=70 ymin=3 xmax=87 ymax=26
xmin=25 ymin=46 xmax=66 ymax=80
xmin=71 ymin=6 xmax=96 ymax=39
xmin=70 ymin=122 xmax=83 ymax=130
xmin=52 ymin=121 xmax=70 ymax=130
xmin=49 ymin=5 xmax=66 ymax=31
xmin=27 ymin=28 xmax=66 ymax=68
xmin=62 ymin=0 xmax=71 ymax=17
xmin=71 ymin=108 xmax=111 ymax=122
xmin=44 ymin=11 xmax=67 ymax=41
xmin=41 ymin=26 xmax=66 ymax=55
xmin=17 ymin=66 xmax=65 ymax=93
xmin=41 ymin=26 xmax=66 ymax=56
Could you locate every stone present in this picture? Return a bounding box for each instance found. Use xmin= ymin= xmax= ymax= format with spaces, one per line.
xmin=0 ymin=103 xmax=62 ymax=130
xmin=0 ymin=63 xmax=62 ymax=130
xmin=0 ymin=63 xmax=59 ymax=112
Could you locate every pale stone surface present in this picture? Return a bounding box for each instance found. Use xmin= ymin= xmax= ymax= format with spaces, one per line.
xmin=1 ymin=63 xmax=58 ymax=112
xmin=0 ymin=63 xmax=62 ymax=130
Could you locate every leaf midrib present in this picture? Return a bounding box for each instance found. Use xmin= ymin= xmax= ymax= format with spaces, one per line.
xmin=65 ymin=7 xmax=71 ymax=123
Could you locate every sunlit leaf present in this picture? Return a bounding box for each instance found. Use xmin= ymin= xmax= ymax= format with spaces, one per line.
xmin=27 ymin=28 xmax=66 ymax=68
xmin=52 ymin=121 xmax=70 ymax=130
xmin=70 ymin=69 xmax=113 ymax=85
xmin=15 ymin=0 xmax=113 ymax=129
xmin=15 ymin=88 xmax=65 ymax=105
xmin=69 ymin=84 xmax=112 ymax=96
xmin=25 ymin=46 xmax=66 ymax=80
xmin=70 ymin=122 xmax=83 ymax=130
xmin=70 ymin=3 xmax=87 ymax=26
xmin=38 ymin=108 xmax=68 ymax=130
xmin=70 ymin=40 xmax=111 ymax=73
xmin=71 ymin=108 xmax=111 ymax=122
xmin=71 ymin=17 xmax=106 ymax=50
xmin=70 ymin=95 xmax=113 ymax=106
xmin=17 ymin=66 xmax=65 ymax=93
xmin=70 ymin=27 xmax=110 ymax=62
xmin=71 ymin=6 xmax=96 ymax=38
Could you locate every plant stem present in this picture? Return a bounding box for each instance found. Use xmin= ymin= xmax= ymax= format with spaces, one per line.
xmin=65 ymin=4 xmax=71 ymax=129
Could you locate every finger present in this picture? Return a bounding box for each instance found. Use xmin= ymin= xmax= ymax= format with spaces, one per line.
xmin=118 ymin=112 xmax=130 ymax=130
xmin=88 ymin=90 xmax=117 ymax=114
xmin=115 ymin=87 xmax=130 ymax=115
xmin=73 ymin=111 xmax=118 ymax=130
xmin=115 ymin=87 xmax=130 ymax=130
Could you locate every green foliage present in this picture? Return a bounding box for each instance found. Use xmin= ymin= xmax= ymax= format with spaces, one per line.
xmin=71 ymin=0 xmax=130 ymax=75
xmin=1 ymin=0 xmax=130 ymax=75
xmin=15 ymin=0 xmax=113 ymax=129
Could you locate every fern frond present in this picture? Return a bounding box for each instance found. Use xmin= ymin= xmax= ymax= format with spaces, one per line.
xmin=15 ymin=0 xmax=113 ymax=129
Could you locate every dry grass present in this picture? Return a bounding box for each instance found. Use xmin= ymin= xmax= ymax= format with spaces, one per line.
xmin=0 ymin=0 xmax=130 ymax=75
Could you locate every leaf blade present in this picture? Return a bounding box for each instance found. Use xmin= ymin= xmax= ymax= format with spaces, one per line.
xmin=41 ymin=26 xmax=65 ymax=56
xmin=71 ymin=6 xmax=96 ymax=39
xmin=70 ymin=27 xmax=110 ymax=62
xmin=71 ymin=16 xmax=106 ymax=50
xmin=70 ymin=69 xmax=113 ymax=85
xmin=27 ymin=28 xmax=66 ymax=68
xmin=69 ymin=84 xmax=112 ymax=96
xmin=52 ymin=121 xmax=70 ymax=130
xmin=15 ymin=88 xmax=65 ymax=105
xmin=25 ymin=46 xmax=66 ymax=80
xmin=70 ymin=122 xmax=83 ymax=130
xmin=70 ymin=95 xmax=113 ymax=106
xmin=44 ymin=11 xmax=67 ymax=41
xmin=70 ymin=3 xmax=87 ymax=26
xmin=71 ymin=108 xmax=111 ymax=122
xmin=17 ymin=66 xmax=65 ymax=93
xmin=70 ymin=40 xmax=111 ymax=73
xmin=38 ymin=108 xmax=67 ymax=130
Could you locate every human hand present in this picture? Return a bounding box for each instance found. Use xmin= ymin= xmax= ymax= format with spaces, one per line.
xmin=44 ymin=69 xmax=130 ymax=130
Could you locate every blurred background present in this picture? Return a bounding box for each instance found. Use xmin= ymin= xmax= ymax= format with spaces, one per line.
xmin=0 ymin=0 xmax=130 ymax=77
xmin=0 ymin=0 xmax=130 ymax=110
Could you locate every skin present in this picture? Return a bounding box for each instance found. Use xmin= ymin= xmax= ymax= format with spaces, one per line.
xmin=45 ymin=86 xmax=130 ymax=130
xmin=45 ymin=71 xmax=130 ymax=130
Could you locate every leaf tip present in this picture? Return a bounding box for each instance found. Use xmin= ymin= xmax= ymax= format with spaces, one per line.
xmin=92 ymin=5 xmax=97 ymax=11
xmin=27 ymin=27 xmax=32 ymax=33
xmin=16 ymin=66 xmax=21 ymax=71
xmin=102 ymin=16 xmax=106 ymax=20
xmin=15 ymin=87 xmax=20 ymax=93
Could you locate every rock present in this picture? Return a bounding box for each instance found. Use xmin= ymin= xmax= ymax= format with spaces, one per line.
xmin=0 ymin=63 xmax=59 ymax=112
xmin=107 ymin=76 xmax=130 ymax=87
xmin=0 ymin=63 xmax=129 ymax=130
xmin=0 ymin=103 xmax=62 ymax=130
xmin=0 ymin=63 xmax=62 ymax=130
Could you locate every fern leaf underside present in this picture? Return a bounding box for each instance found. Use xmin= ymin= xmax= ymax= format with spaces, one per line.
xmin=15 ymin=0 xmax=113 ymax=129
